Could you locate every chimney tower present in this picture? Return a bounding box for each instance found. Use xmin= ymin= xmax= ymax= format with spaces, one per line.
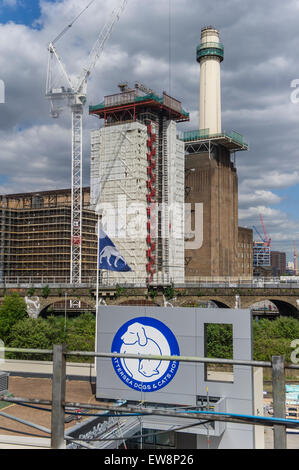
xmin=197 ymin=26 xmax=224 ymax=135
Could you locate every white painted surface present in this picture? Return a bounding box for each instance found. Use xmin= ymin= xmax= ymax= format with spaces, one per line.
xmin=199 ymin=28 xmax=222 ymax=134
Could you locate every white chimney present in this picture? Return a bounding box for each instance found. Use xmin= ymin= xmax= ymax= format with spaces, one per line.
xmin=197 ymin=26 xmax=224 ymax=135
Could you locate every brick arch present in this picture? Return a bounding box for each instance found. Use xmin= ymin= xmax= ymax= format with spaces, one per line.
xmin=270 ymin=299 xmax=298 ymax=317
xmin=38 ymin=296 xmax=96 ymax=317
xmin=205 ymin=297 xmax=235 ymax=308
xmin=243 ymin=297 xmax=299 ymax=318
xmin=177 ymin=296 xmax=201 ymax=307
xmin=176 ymin=296 xmax=234 ymax=308
xmin=209 ymin=299 xmax=231 ymax=308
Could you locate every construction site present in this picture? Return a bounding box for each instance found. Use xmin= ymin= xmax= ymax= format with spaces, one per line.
xmin=90 ymin=84 xmax=188 ymax=286
xmin=0 ymin=23 xmax=254 ymax=288
xmin=0 ymin=188 xmax=98 ymax=283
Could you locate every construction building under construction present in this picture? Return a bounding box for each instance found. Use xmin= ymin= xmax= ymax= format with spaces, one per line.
xmin=0 ymin=188 xmax=97 ymax=283
xmin=89 ymin=83 xmax=189 ymax=286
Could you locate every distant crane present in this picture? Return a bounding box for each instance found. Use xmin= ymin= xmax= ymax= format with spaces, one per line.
xmin=252 ymin=214 xmax=271 ymax=267
xmin=46 ymin=0 xmax=128 ymax=285
xmin=253 ymin=225 xmax=264 ymax=243
xmin=259 ymin=213 xmax=271 ymax=247
xmin=294 ymin=241 xmax=298 ymax=275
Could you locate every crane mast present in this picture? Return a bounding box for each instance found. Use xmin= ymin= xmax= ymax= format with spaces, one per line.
xmin=71 ymin=106 xmax=83 ymax=284
xmin=294 ymin=241 xmax=298 ymax=275
xmin=46 ymin=0 xmax=128 ymax=285
xmin=259 ymin=213 xmax=271 ymax=247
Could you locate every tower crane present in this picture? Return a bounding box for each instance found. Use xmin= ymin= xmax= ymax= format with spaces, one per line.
xmin=294 ymin=241 xmax=298 ymax=275
xmin=259 ymin=213 xmax=271 ymax=247
xmin=253 ymin=225 xmax=264 ymax=243
xmin=46 ymin=0 xmax=128 ymax=285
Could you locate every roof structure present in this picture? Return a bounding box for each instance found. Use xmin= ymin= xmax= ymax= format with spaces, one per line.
xmin=89 ymin=90 xmax=189 ymax=123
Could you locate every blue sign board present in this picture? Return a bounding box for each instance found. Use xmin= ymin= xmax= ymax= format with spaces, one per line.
xmin=111 ymin=317 xmax=180 ymax=392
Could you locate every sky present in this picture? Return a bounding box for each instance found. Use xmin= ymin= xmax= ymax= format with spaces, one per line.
xmin=1 ymin=0 xmax=299 ymax=261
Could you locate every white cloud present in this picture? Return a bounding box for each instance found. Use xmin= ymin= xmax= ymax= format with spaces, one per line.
xmin=133 ymin=54 xmax=169 ymax=78
xmin=0 ymin=123 xmax=71 ymax=194
xmin=239 ymin=205 xmax=285 ymax=221
xmin=239 ymin=190 xmax=282 ymax=207
xmin=240 ymin=172 xmax=299 ymax=191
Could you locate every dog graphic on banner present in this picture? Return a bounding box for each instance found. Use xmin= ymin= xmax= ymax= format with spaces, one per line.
xmin=98 ymin=227 xmax=131 ymax=272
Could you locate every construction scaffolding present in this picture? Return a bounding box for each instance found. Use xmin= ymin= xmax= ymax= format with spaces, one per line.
xmin=253 ymin=241 xmax=271 ymax=267
xmin=91 ymin=121 xmax=150 ymax=285
xmin=89 ymin=84 xmax=187 ymax=286
xmin=0 ymin=189 xmax=97 ymax=283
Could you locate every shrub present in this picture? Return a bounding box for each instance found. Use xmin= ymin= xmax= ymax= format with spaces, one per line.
xmin=253 ymin=317 xmax=299 ymax=362
xmin=7 ymin=316 xmax=66 ymax=360
xmin=148 ymin=288 xmax=158 ymax=300
xmin=164 ymin=283 xmax=175 ymax=300
xmin=0 ymin=293 xmax=27 ymax=343
xmin=42 ymin=285 xmax=51 ymax=299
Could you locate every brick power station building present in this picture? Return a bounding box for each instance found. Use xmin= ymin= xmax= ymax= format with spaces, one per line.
xmin=184 ymin=26 xmax=252 ymax=280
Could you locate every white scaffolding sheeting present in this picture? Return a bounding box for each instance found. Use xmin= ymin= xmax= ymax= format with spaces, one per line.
xmin=90 ymin=117 xmax=185 ymax=286
xmin=91 ymin=122 xmax=148 ymax=284
xmin=165 ymin=121 xmax=185 ymax=284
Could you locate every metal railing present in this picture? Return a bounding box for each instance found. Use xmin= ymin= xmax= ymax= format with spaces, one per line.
xmin=0 ymin=276 xmax=97 ymax=288
xmin=197 ymin=41 xmax=224 ymax=50
xmin=0 ymin=276 xmax=299 ymax=290
xmin=182 ymin=129 xmax=248 ymax=147
xmin=0 ymin=346 xmax=299 ymax=449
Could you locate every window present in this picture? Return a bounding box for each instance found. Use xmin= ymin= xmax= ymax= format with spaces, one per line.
xmin=204 ymin=323 xmax=234 ymax=383
xmin=121 ymin=428 xmax=175 ymax=450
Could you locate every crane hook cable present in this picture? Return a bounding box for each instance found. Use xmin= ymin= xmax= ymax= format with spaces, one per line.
xmin=52 ymin=0 xmax=98 ymax=45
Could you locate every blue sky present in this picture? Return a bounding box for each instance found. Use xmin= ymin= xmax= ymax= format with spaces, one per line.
xmin=275 ymin=187 xmax=298 ymax=219
xmin=0 ymin=0 xmax=43 ymax=26
xmin=0 ymin=0 xmax=299 ymax=262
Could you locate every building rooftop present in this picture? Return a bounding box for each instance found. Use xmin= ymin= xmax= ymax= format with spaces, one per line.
xmin=89 ymin=89 xmax=189 ymax=123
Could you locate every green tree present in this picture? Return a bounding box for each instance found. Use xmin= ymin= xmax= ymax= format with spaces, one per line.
xmin=42 ymin=285 xmax=51 ymax=299
xmin=0 ymin=293 xmax=27 ymax=343
xmin=148 ymin=288 xmax=158 ymax=300
xmin=66 ymin=313 xmax=95 ymax=361
xmin=7 ymin=316 xmax=66 ymax=360
xmin=115 ymin=285 xmax=127 ymax=298
xmin=253 ymin=317 xmax=299 ymax=362
xmin=164 ymin=283 xmax=175 ymax=300
xmin=27 ymin=287 xmax=35 ymax=297
xmin=205 ymin=324 xmax=233 ymax=359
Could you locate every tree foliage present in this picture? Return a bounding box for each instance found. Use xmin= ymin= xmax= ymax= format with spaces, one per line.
xmin=0 ymin=293 xmax=28 ymax=343
xmin=7 ymin=313 xmax=95 ymax=361
xmin=1 ymin=294 xmax=299 ymax=365
xmin=203 ymin=317 xmax=299 ymax=363
xmin=65 ymin=313 xmax=95 ymax=360
xmin=7 ymin=316 xmax=66 ymax=360
xmin=41 ymin=285 xmax=51 ymax=299
xmin=205 ymin=324 xmax=233 ymax=359
xmin=253 ymin=317 xmax=299 ymax=362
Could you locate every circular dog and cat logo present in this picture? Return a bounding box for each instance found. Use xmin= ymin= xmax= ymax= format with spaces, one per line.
xmin=111 ymin=317 xmax=180 ymax=392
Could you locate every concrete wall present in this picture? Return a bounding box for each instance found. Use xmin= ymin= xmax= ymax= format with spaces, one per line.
xmin=185 ymin=145 xmax=238 ymax=278
xmin=238 ymin=227 xmax=253 ymax=278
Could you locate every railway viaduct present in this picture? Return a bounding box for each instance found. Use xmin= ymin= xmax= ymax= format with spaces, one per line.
xmin=1 ymin=286 xmax=299 ymax=318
